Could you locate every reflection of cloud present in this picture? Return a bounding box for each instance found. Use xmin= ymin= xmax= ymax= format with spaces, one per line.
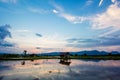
xmin=0 ymin=24 xmax=14 ymax=47
xmin=71 ymin=60 xmax=120 ymax=67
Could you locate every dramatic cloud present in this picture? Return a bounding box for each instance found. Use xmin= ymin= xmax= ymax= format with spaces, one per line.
xmin=0 ymin=24 xmax=11 ymax=39
xmin=52 ymin=1 xmax=120 ymax=37
xmin=0 ymin=41 xmax=15 ymax=47
xmin=0 ymin=24 xmax=14 ymax=47
xmin=35 ymin=33 xmax=42 ymax=37
xmin=92 ymin=2 xmax=120 ymax=30
xmin=92 ymin=1 xmax=120 ymax=37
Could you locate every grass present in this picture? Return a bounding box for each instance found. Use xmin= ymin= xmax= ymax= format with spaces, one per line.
xmin=70 ymin=55 xmax=120 ymax=60
xmin=0 ymin=55 xmax=120 ymax=60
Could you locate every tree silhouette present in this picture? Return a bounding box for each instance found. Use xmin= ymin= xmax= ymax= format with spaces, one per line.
xmin=83 ymin=53 xmax=87 ymax=56
xmin=75 ymin=54 xmax=78 ymax=56
xmin=23 ymin=50 xmax=27 ymax=56
xmin=108 ymin=53 xmax=112 ymax=56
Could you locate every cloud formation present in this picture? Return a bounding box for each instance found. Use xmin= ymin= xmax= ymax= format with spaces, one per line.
xmin=52 ymin=2 xmax=89 ymax=24
xmin=111 ymin=0 xmax=117 ymax=3
xmin=52 ymin=0 xmax=120 ymax=36
xmin=0 ymin=24 xmax=14 ymax=47
xmin=52 ymin=9 xmax=58 ymax=14
xmin=66 ymin=33 xmax=120 ymax=48
xmin=92 ymin=2 xmax=120 ymax=30
xmin=99 ymin=0 xmax=104 ymax=6
xmin=36 ymin=47 xmax=41 ymax=49
xmin=85 ymin=0 xmax=93 ymax=6
xmin=35 ymin=33 xmax=42 ymax=37
xmin=28 ymin=7 xmax=49 ymax=14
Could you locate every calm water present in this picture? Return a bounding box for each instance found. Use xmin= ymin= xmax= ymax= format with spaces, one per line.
xmin=0 ymin=59 xmax=120 ymax=80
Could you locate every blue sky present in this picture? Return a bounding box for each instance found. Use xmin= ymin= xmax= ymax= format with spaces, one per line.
xmin=0 ymin=0 xmax=120 ymax=53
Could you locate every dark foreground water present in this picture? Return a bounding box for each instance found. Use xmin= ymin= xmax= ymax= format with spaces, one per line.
xmin=0 ymin=59 xmax=120 ymax=80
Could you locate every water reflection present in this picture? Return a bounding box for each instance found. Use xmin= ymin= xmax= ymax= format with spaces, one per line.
xmin=0 ymin=59 xmax=120 ymax=80
xmin=59 ymin=59 xmax=71 ymax=66
xmin=59 ymin=52 xmax=71 ymax=66
xmin=21 ymin=61 xmax=25 ymax=65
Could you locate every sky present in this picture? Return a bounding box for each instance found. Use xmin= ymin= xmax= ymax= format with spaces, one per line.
xmin=0 ymin=0 xmax=120 ymax=54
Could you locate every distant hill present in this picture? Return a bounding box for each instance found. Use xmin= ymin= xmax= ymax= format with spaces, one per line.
xmin=38 ymin=50 xmax=120 ymax=56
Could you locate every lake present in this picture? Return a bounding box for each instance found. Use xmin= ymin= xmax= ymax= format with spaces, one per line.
xmin=0 ymin=59 xmax=120 ymax=80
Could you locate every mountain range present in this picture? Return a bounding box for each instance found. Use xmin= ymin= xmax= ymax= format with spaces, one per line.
xmin=38 ymin=50 xmax=120 ymax=56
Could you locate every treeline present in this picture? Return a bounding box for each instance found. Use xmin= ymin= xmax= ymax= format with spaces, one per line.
xmin=69 ymin=53 xmax=120 ymax=56
xmin=0 ymin=53 xmax=120 ymax=60
xmin=0 ymin=54 xmax=39 ymax=58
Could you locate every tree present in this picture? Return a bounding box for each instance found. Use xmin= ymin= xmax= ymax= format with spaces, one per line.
xmin=83 ymin=53 xmax=87 ymax=56
xmin=75 ymin=54 xmax=78 ymax=56
xmin=108 ymin=53 xmax=112 ymax=56
xmin=23 ymin=50 xmax=27 ymax=56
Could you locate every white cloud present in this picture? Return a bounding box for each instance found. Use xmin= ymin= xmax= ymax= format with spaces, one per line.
xmin=52 ymin=9 xmax=59 ymax=14
xmin=52 ymin=1 xmax=120 ymax=36
xmin=0 ymin=0 xmax=17 ymax=4
xmin=99 ymin=0 xmax=104 ymax=6
xmin=99 ymin=28 xmax=119 ymax=37
xmin=111 ymin=0 xmax=117 ymax=3
xmin=52 ymin=3 xmax=89 ymax=24
xmin=92 ymin=3 xmax=120 ymax=30
xmin=16 ymin=30 xmax=30 ymax=33
xmin=60 ymin=13 xmax=88 ymax=24
xmin=85 ymin=0 xmax=93 ymax=6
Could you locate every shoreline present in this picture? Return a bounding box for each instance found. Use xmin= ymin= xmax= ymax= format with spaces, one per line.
xmin=0 ymin=55 xmax=120 ymax=60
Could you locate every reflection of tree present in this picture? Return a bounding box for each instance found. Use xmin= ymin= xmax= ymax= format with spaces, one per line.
xmin=21 ymin=61 xmax=25 ymax=65
xmin=21 ymin=50 xmax=27 ymax=65
xmin=59 ymin=52 xmax=71 ymax=66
